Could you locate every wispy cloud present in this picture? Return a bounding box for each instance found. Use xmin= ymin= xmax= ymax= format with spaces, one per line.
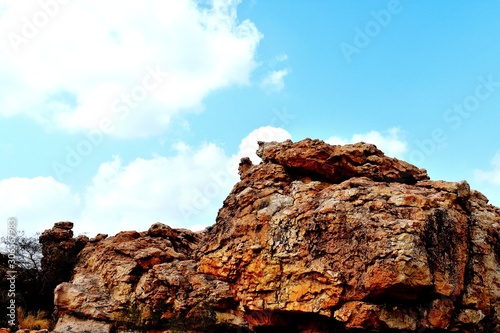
xmin=260 ymin=53 xmax=290 ymax=93
xmin=474 ymin=151 xmax=500 ymax=186
xmin=260 ymin=69 xmax=290 ymax=93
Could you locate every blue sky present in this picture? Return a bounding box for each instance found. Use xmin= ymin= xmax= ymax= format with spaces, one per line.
xmin=1 ymin=0 xmax=499 ymax=237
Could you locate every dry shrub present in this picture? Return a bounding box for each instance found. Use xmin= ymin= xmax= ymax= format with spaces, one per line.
xmin=16 ymin=307 xmax=51 ymax=330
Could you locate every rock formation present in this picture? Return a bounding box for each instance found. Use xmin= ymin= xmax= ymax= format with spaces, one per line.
xmin=37 ymin=221 xmax=89 ymax=315
xmin=39 ymin=221 xmax=89 ymax=289
xmin=44 ymin=139 xmax=500 ymax=332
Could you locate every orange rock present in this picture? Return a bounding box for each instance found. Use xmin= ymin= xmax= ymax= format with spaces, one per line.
xmin=427 ymin=297 xmax=454 ymax=329
xmin=46 ymin=139 xmax=500 ymax=332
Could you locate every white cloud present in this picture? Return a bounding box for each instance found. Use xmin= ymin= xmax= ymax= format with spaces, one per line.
xmin=327 ymin=127 xmax=408 ymax=158
xmin=0 ymin=145 xmax=236 ymax=237
xmin=260 ymin=53 xmax=289 ymax=92
xmin=0 ymin=126 xmax=292 ymax=237
xmin=471 ymin=151 xmax=500 ymax=207
xmin=78 ymin=142 xmax=235 ymax=236
xmin=474 ymin=151 xmax=500 ymax=186
xmin=260 ymin=69 xmax=289 ymax=93
xmin=0 ymin=176 xmax=81 ymax=236
xmin=0 ymin=0 xmax=262 ymax=138
xmin=235 ymin=126 xmax=292 ymax=164
xmin=76 ymin=126 xmax=291 ymax=236
xmin=77 ymin=126 xmax=291 ymax=236
xmin=0 ymin=127 xmax=409 ymax=238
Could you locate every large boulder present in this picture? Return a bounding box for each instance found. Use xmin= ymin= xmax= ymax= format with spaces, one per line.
xmin=198 ymin=139 xmax=500 ymax=332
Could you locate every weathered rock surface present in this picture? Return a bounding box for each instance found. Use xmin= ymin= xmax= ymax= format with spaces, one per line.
xmin=256 ymin=139 xmax=429 ymax=184
xmin=52 ymin=224 xmax=238 ymax=332
xmin=39 ymin=221 xmax=89 ymax=289
xmin=47 ymin=139 xmax=500 ymax=332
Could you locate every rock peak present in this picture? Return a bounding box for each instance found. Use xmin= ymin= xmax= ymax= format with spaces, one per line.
xmin=255 ymin=138 xmax=429 ymax=184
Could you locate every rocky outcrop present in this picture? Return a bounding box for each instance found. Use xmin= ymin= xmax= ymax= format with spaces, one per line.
xmin=48 ymin=139 xmax=500 ymax=332
xmin=255 ymin=139 xmax=429 ymax=184
xmin=52 ymin=224 xmax=238 ymax=333
xmin=39 ymin=221 xmax=89 ymax=290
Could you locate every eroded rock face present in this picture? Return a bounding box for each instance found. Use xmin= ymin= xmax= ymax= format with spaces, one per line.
xmin=39 ymin=222 xmax=89 ymax=297
xmin=49 ymin=139 xmax=500 ymax=332
xmin=52 ymin=223 xmax=239 ymax=332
